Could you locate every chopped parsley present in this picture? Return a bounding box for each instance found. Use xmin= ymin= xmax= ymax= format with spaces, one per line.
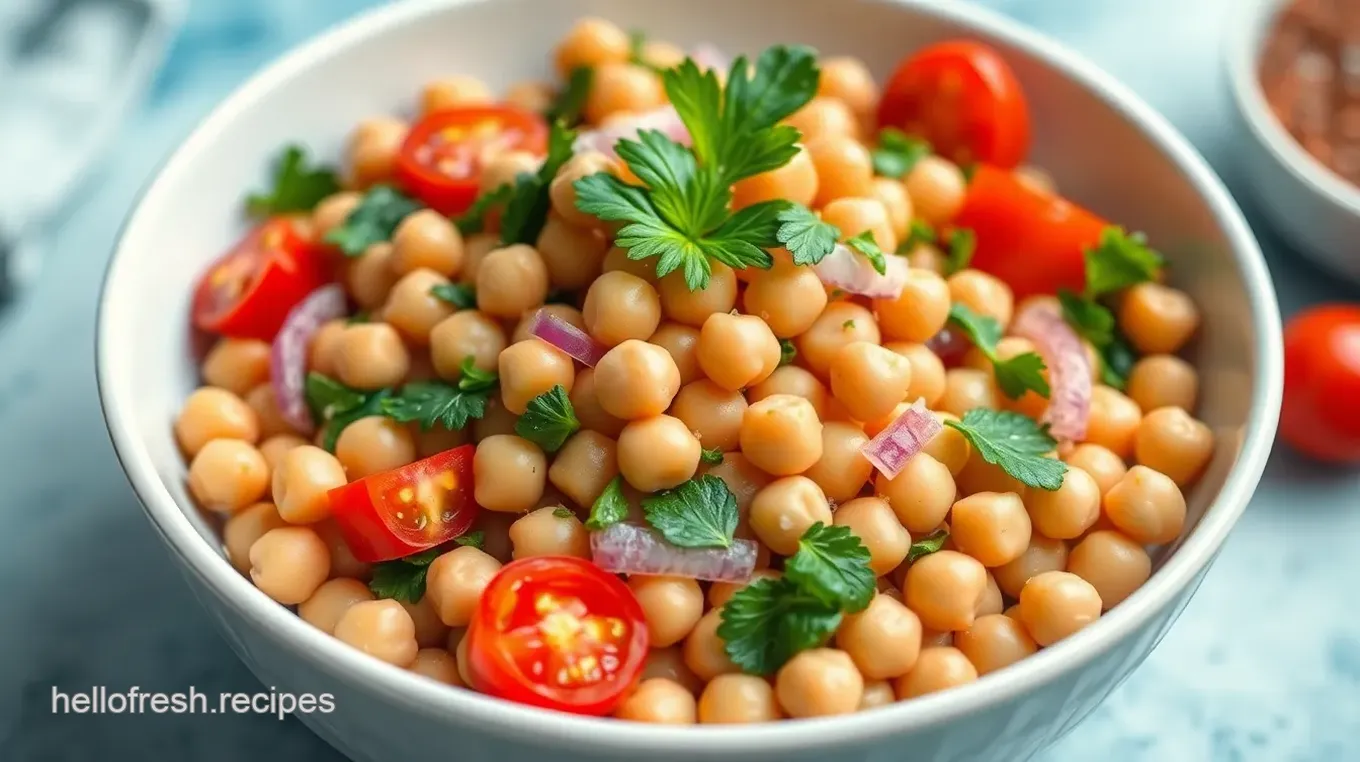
xmin=947 ymin=302 xmax=1051 ymax=400
xmin=380 ymin=361 xmax=496 ymax=432
xmin=304 ymin=372 xmax=391 ymax=452
xmin=369 ymin=546 xmax=444 ymax=603
xmin=870 ymin=128 xmax=932 ymax=179
xmin=845 ymin=230 xmax=887 ymax=275
xmin=1059 ymin=227 xmax=1163 ymax=388
xmin=245 ymin=144 xmax=340 ymax=217
xmin=454 ymin=531 xmax=485 ymax=550
xmin=906 ymin=528 xmax=950 ymax=563
xmin=514 ymin=385 xmax=580 ymax=452
xmin=545 ymin=67 xmax=594 ymax=126
xmin=775 ymin=204 xmax=840 ymax=266
xmin=944 ymin=409 xmax=1066 ymax=490
xmin=325 ymin=185 xmax=422 ymax=256
xmin=943 ymin=228 xmax=977 ymax=275
xmin=552 ymin=507 xmax=576 ymax=519
xmin=585 ymin=476 xmax=630 ymax=531
xmin=783 ymin=523 xmax=875 ymax=612
xmin=898 ymin=219 xmax=937 ymax=253
xmin=640 ymin=475 xmax=738 ymax=549
xmin=430 ymin=282 xmax=477 ymax=309
xmin=499 ymin=121 xmax=577 ymax=246
xmin=778 ymin=339 xmax=797 ymax=367
xmin=454 ymin=183 xmax=515 ymax=235
xmin=699 ymin=446 xmax=725 ymax=465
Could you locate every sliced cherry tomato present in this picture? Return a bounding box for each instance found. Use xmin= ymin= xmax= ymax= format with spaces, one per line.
xmin=327 ymin=445 xmax=478 ymax=562
xmin=878 ymin=40 xmax=1031 ymax=169
xmin=466 ymin=556 xmax=648 ymax=716
xmin=1281 ymin=305 xmax=1360 ymax=463
xmin=954 ymin=164 xmax=1108 ymax=301
xmin=191 ymin=218 xmax=327 ymax=341
xmin=395 ymin=107 xmax=549 ymax=216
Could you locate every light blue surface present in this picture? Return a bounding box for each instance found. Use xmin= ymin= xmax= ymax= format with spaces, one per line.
xmin=0 ymin=0 xmax=1357 ymax=760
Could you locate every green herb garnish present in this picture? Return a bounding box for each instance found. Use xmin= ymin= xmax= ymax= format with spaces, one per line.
xmin=369 ymin=547 xmax=444 ymax=603
xmin=699 ymin=446 xmax=725 ymax=465
xmin=304 ymin=372 xmax=391 ymax=452
xmin=380 ymin=362 xmax=496 ymax=431
xmin=545 ymin=67 xmax=594 ymax=126
xmin=454 ymin=184 xmax=516 ymax=235
xmin=943 ymin=228 xmax=976 ymax=275
xmin=870 ymin=128 xmax=932 ymax=179
xmin=514 ymin=385 xmax=580 ymax=452
xmin=246 ymin=145 xmax=340 ymax=217
xmin=641 ymin=475 xmax=739 ymax=549
xmin=585 ymin=476 xmax=630 ymax=531
xmin=944 ymin=409 xmax=1066 ymax=490
xmin=325 ymin=185 xmax=422 ymax=256
xmin=948 ymin=303 xmax=1051 ymax=400
xmin=1059 ymin=227 xmax=1163 ymax=388
xmin=499 ymin=121 xmax=577 ymax=246
xmin=783 ymin=523 xmax=875 ymax=612
xmin=430 ymin=282 xmax=477 ymax=310
xmin=778 ymin=339 xmax=797 ymax=367
xmin=906 ymin=528 xmax=949 ymax=563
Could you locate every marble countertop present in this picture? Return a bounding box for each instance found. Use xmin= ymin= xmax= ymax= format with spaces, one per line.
xmin=1 ymin=0 xmax=1357 ymax=760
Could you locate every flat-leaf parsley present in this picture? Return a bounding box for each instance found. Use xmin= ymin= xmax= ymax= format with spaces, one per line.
xmin=246 ymin=145 xmax=340 ymax=217
xmin=325 ymin=185 xmax=421 ymax=256
xmin=783 ymin=523 xmax=875 ymax=612
xmin=514 ymin=385 xmax=580 ymax=452
xmin=641 ymin=475 xmax=738 ymax=549
xmin=945 ymin=409 xmax=1067 ymax=490
xmin=948 ymin=303 xmax=1051 ymax=400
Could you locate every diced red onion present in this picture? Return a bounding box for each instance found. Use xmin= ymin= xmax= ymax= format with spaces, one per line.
xmin=813 ymin=244 xmax=909 ymax=299
xmin=861 ymin=399 xmax=943 ymax=480
xmin=1010 ymin=301 xmax=1092 ymax=441
xmin=572 ymin=105 xmax=690 ymax=161
xmin=528 ymin=308 xmax=606 ymax=367
xmin=270 ymin=284 xmax=348 ymax=435
xmin=590 ymin=523 xmax=757 ymax=583
xmin=689 ymin=44 xmax=731 ymax=73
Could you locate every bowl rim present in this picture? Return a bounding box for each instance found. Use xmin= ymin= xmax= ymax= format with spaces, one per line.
xmin=1224 ymin=0 xmax=1360 ymax=215
xmin=97 ymin=0 xmax=1283 ymax=753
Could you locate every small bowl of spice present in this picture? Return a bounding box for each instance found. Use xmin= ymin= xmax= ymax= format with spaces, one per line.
xmin=1228 ymin=0 xmax=1360 ymax=281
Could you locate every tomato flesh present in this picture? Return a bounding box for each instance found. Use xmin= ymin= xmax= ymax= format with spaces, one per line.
xmin=327 ymin=445 xmax=478 ymax=562
xmin=396 ymin=107 xmax=549 ymax=216
xmin=191 ymin=218 xmax=327 ymax=341
xmin=466 ymin=557 xmax=648 ymax=716
xmin=1281 ymin=305 xmax=1360 ymax=463
xmin=954 ymin=164 xmax=1108 ymax=301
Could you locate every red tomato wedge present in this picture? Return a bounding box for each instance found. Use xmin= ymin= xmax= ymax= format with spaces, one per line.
xmin=327 ymin=445 xmax=478 ymax=563
xmin=395 ymin=107 xmax=549 ymax=216
xmin=878 ymin=40 xmax=1031 ymax=169
xmin=191 ymin=218 xmax=328 ymax=341
xmin=1281 ymin=305 xmax=1360 ymax=463
xmin=954 ymin=164 xmax=1108 ymax=301
xmin=466 ymin=557 xmax=649 ymax=716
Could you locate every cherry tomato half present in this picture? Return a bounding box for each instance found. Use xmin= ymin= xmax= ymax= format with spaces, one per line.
xmin=466 ymin=556 xmax=649 ymax=716
xmin=878 ymin=40 xmax=1031 ymax=169
xmin=395 ymin=107 xmax=549 ymax=216
xmin=327 ymin=445 xmax=478 ymax=562
xmin=191 ymin=218 xmax=328 ymax=341
xmin=954 ymin=164 xmax=1108 ymax=301
xmin=1281 ymin=305 xmax=1360 ymax=463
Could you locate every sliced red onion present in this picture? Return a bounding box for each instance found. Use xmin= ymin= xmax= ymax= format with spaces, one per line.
xmin=1010 ymin=301 xmax=1092 ymax=441
xmin=814 ymin=244 xmax=909 ymax=299
xmin=572 ymin=105 xmax=690 ymax=161
xmin=590 ymin=522 xmax=757 ymax=583
xmin=528 ymin=308 xmax=606 ymax=367
xmin=270 ymin=284 xmax=347 ymax=435
xmin=861 ymin=399 xmax=943 ymax=480
xmin=689 ymin=44 xmax=731 ymax=73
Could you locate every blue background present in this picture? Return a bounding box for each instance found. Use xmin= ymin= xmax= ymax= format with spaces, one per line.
xmin=1 ymin=0 xmax=1357 ymax=759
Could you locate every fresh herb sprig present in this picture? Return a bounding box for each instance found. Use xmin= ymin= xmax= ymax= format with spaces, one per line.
xmin=499 ymin=121 xmax=578 ymax=245
xmin=641 ymin=475 xmax=739 ymax=549
xmin=380 ymin=357 xmax=497 ymax=431
xmin=514 ymin=385 xmax=580 ymax=452
xmin=1058 ymin=228 xmax=1163 ymax=388
xmin=944 ymin=409 xmax=1067 ymax=490
xmin=947 ymin=303 xmax=1051 ymax=400
xmin=326 ymin=185 xmax=422 ymax=256
xmin=870 ymin=128 xmax=931 ymax=179
xmin=454 ymin=184 xmax=515 ymax=235
xmin=430 ymin=282 xmax=477 ymax=309
xmin=545 ymin=67 xmax=594 ymax=126
xmin=369 ymin=547 xmax=444 ymax=603
xmin=304 ymin=372 xmax=392 ymax=452
xmin=907 ymin=528 xmax=950 ymax=563
xmin=246 ymin=145 xmax=340 ymax=217
xmin=585 ymin=476 xmax=630 ymax=531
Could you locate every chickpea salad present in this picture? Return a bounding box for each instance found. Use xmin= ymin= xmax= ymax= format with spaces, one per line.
xmin=178 ymin=19 xmax=1211 ymax=724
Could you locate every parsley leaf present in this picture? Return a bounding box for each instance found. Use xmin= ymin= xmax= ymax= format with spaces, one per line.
xmin=457 ymin=356 xmax=499 ymax=393
xmin=553 ymin=507 xmax=575 ymax=519
xmin=368 ymin=547 xmax=444 ymax=603
xmin=1099 ymin=332 xmax=1137 ymax=390
xmin=454 ymin=531 xmax=485 ymax=550
xmin=381 ymin=379 xmax=493 ymax=431
xmin=776 ymin=204 xmax=840 ymax=266
xmin=846 ymin=230 xmax=887 ymax=275
xmin=325 ymin=185 xmax=421 ymax=256
xmin=700 ymin=446 xmax=724 ymax=465
xmin=783 ymin=523 xmax=875 ymax=613
xmin=718 ymin=578 xmax=842 ymax=676
xmin=943 ymin=228 xmax=976 ymax=276
xmin=1058 ymin=289 xmax=1115 ymax=347
xmin=907 ymin=528 xmax=950 ymax=563
xmin=454 ymin=184 xmax=516 ymax=235
xmin=431 ymin=282 xmax=477 ymax=310
xmin=641 ymin=475 xmax=738 ymax=549
xmin=898 ymin=219 xmax=937 ymax=253
xmin=779 ymin=339 xmax=797 ymax=367
xmin=500 ymin=121 xmax=577 ymax=246
xmin=945 ymin=409 xmax=1067 ymax=490
xmin=514 ymin=385 xmax=579 ymax=452
xmin=1084 ymin=228 xmax=1163 ymax=299
xmin=545 ymin=67 xmax=594 ymax=126
xmin=870 ymin=128 xmax=931 ymax=179
xmin=304 ymin=373 xmax=391 ymax=452
xmin=948 ymin=303 xmax=1051 ymax=400
xmin=585 ymin=476 xmax=630 ymax=531
xmin=246 ymin=145 xmax=340 ymax=217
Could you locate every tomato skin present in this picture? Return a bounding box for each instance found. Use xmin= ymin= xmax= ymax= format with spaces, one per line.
xmin=466 ymin=556 xmax=649 ymax=716
xmin=395 ymin=107 xmax=549 ymax=216
xmin=1281 ymin=305 xmax=1360 ymax=463
xmin=191 ymin=218 xmax=328 ymax=341
xmin=328 ymin=445 xmax=478 ymax=562
xmin=878 ymin=40 xmax=1031 ymax=168
xmin=954 ymin=164 xmax=1108 ymax=301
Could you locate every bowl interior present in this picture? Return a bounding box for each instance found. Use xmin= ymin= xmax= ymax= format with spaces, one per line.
xmin=99 ymin=0 xmax=1281 ymax=751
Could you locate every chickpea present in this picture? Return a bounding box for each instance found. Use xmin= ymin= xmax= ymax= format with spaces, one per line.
xmin=389 ymin=209 xmax=464 ymax=278
xmin=785 ymin=97 xmax=861 ymax=143
xmin=481 ymin=151 xmax=544 ymax=195
xmin=1068 ymin=530 xmax=1152 ymax=610
xmin=698 ymin=674 xmax=781 ymax=724
xmin=950 ymin=492 xmax=1032 ymax=568
xmin=904 ymin=550 xmax=988 ymax=632
xmin=551 ymin=151 xmax=621 ymax=228
xmin=895 ymin=646 xmax=978 ymax=698
xmin=829 ymin=342 xmax=912 ymax=424
xmin=905 ymin=156 xmax=967 ymax=225
xmin=948 ymin=269 xmax=1014 ymax=328
xmin=1018 ymin=571 xmax=1102 ymax=646
xmin=749 ymin=476 xmax=831 ymax=555
xmin=420 ymin=75 xmax=492 ymax=114
xmin=307 ymin=318 xmax=348 ymax=376
xmin=775 ymin=649 xmax=863 ymax=718
xmin=955 ymin=614 xmax=1038 ymax=676
xmin=424 ymin=546 xmax=502 ymax=627
xmin=667 ymin=382 xmax=747 ymax=454
xmin=1135 ymin=407 xmax=1214 ymax=487
xmin=798 ymin=302 xmax=880 ymax=377
xmin=1127 ymin=355 xmax=1198 ymax=413
xmin=659 ymin=266 xmax=738 ymax=328
xmin=584 ymin=62 xmax=665 ymax=124
xmin=705 ymin=452 xmax=773 ymax=515
xmin=825 ymin=197 xmax=899 ymax=253
xmin=201 ymin=339 xmax=270 ymax=397
xmin=955 ymin=449 xmax=1028 ymax=497
xmin=742 ymin=266 xmax=828 ymax=341
xmin=640 ymin=647 xmax=704 ymax=695
xmin=1120 ymin=283 xmax=1199 ymax=354
xmin=399 ymin=596 xmax=450 ymax=649
xmin=242 ymin=384 xmax=290 ymax=441
xmin=922 ymin=412 xmax=972 ymax=476
xmin=497 ymin=339 xmax=576 ymax=415
xmin=835 ymin=497 xmax=911 ymax=576
xmin=888 ymin=343 xmax=947 ymax=410
xmin=818 ymin=56 xmax=878 ymax=120
xmin=334 ymin=599 xmax=419 ymax=667
xmin=836 ymin=594 xmax=922 ymax=679
xmin=601 ymin=245 xmax=657 ymax=281
xmin=873 ymin=453 xmax=954 ymax=533
xmin=555 ymin=17 xmax=629 ymax=76
xmin=732 ymin=145 xmax=819 ymax=210
xmin=873 ymin=269 xmax=951 ymax=345
xmin=1062 ymin=443 xmax=1128 ymax=496
xmin=271 ymin=445 xmax=347 ymax=524
xmin=614 ymin=678 xmax=697 ymax=724
xmin=299 ymin=578 xmax=374 ymax=635
xmin=803 ymin=422 xmax=873 ymax=503
xmin=749 ymin=366 xmax=830 ymax=419
xmin=938 ymin=368 xmax=1000 ymax=419
xmin=628 ymin=576 xmax=704 ymax=648
xmin=993 ymin=533 xmax=1069 ymax=599
xmin=1024 ymin=466 xmax=1101 ymax=540
xmin=505 ymin=80 xmax=555 ymax=114
xmin=570 ymin=368 xmax=627 ymax=438
xmin=460 ymin=233 xmax=498 ymax=284
xmin=871 ymin=179 xmax=913 ymax=242
xmin=683 ymin=609 xmax=740 ymax=681
xmin=475 ymin=246 xmax=549 ymax=320
xmin=859 ymin=681 xmax=896 ymax=711
xmin=588 ymin=340 xmax=680 ymax=421
xmin=332 ymin=322 xmax=410 ymax=391
xmin=341 ymin=243 xmax=397 ymax=311
xmin=312 ymin=520 xmax=370 ymax=580
xmin=472 ymin=394 xmax=520 ymax=442
xmin=535 ymin=214 xmax=608 ymax=291
xmin=472 ymin=435 xmax=546 ymax=513
xmin=249 ymin=526 xmax=330 ymax=604
xmin=548 ymin=430 xmax=619 ymax=508
xmin=740 ymin=395 xmax=824 ymax=476
xmin=617 ymin=415 xmax=701 ymax=492
xmin=430 ymin=310 xmax=507 ymax=380
xmin=224 ymin=502 xmax=287 ymax=574
xmin=506 ymin=506 xmax=589 ymax=560
xmin=187 ymin=439 xmax=269 ymax=514
xmin=807 ymin=135 xmax=874 ymax=206
xmin=708 ymin=569 xmax=782 ymax=610
xmin=696 ymin=312 xmax=781 ymax=392
xmin=346 ymin=117 xmax=407 ymax=189
xmin=334 ymin=416 xmax=416 ymax=480
xmin=258 ymin=434 xmax=307 ymax=473
xmin=312 ymin=192 xmax=361 ymax=242
xmin=408 ymin=649 xmax=463 ymax=686
xmin=176 ymin=387 xmax=259 ymax=457
xmin=1103 ymin=465 xmax=1186 ymax=545
xmin=582 ymin=271 xmax=662 ymax=347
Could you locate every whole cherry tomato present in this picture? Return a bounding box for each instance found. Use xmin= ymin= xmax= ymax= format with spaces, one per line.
xmin=1280 ymin=304 xmax=1360 ymax=462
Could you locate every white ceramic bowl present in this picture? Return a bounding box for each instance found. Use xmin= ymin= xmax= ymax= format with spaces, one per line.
xmin=1226 ymin=0 xmax=1360 ymax=283
xmin=98 ymin=1 xmax=1283 ymax=760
